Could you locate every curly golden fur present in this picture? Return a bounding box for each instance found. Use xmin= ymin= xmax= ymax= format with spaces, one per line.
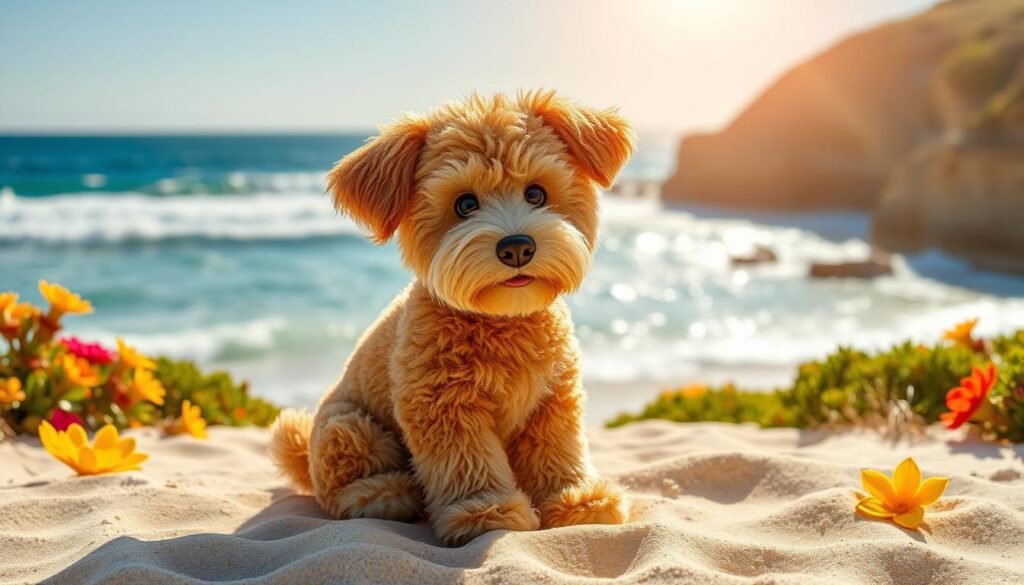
xmin=270 ymin=90 xmax=635 ymax=546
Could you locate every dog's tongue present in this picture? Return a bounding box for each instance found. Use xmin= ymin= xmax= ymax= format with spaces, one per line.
xmin=503 ymin=275 xmax=534 ymax=288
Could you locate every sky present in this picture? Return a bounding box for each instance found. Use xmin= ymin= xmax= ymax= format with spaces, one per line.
xmin=1 ymin=0 xmax=937 ymax=134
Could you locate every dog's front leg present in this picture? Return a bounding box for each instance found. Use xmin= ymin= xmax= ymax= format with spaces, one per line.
xmin=507 ymin=367 xmax=629 ymax=529
xmin=394 ymin=380 xmax=540 ymax=546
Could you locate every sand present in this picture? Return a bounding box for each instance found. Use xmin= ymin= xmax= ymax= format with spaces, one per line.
xmin=2 ymin=421 xmax=1023 ymax=584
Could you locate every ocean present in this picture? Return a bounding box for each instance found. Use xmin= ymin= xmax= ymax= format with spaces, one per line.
xmin=3 ymin=134 xmax=1024 ymax=421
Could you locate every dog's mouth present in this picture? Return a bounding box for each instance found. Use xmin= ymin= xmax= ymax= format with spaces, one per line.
xmin=502 ymin=275 xmax=535 ymax=288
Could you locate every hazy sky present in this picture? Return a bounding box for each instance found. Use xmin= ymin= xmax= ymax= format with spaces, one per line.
xmin=1 ymin=0 xmax=936 ymax=134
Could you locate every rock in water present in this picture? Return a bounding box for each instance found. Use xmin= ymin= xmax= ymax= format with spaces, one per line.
xmin=809 ymin=253 xmax=894 ymax=280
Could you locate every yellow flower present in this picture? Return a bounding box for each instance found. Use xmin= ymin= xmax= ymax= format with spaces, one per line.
xmin=39 ymin=280 xmax=93 ymax=315
xmin=61 ymin=354 xmax=102 ymax=388
xmin=0 ymin=377 xmax=25 ymax=403
xmin=39 ymin=421 xmax=147 ymax=476
xmin=116 ymin=337 xmax=156 ymax=370
xmin=170 ymin=399 xmax=208 ymax=439
xmin=942 ymin=318 xmax=978 ymax=349
xmin=679 ymin=384 xmax=707 ymax=399
xmin=0 ymin=292 xmax=17 ymax=313
xmin=129 ymin=368 xmax=165 ymax=405
xmin=1 ymin=300 xmax=38 ymax=331
xmin=856 ymin=458 xmax=948 ymax=530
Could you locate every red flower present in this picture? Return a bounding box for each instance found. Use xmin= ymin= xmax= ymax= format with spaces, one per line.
xmin=940 ymin=364 xmax=997 ymax=430
xmin=49 ymin=409 xmax=85 ymax=432
xmin=60 ymin=336 xmax=115 ymax=365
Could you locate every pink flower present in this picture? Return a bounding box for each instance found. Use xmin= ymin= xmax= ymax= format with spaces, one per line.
xmin=60 ymin=336 xmax=115 ymax=365
xmin=49 ymin=409 xmax=85 ymax=432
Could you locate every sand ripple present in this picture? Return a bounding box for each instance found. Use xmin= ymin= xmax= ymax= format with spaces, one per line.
xmin=2 ymin=422 xmax=1022 ymax=584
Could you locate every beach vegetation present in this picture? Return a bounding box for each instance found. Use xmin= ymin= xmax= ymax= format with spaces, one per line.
xmin=609 ymin=320 xmax=1024 ymax=442
xmin=0 ymin=282 xmax=279 ymax=438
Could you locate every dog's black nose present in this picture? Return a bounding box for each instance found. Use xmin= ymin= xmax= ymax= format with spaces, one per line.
xmin=496 ymin=234 xmax=536 ymax=268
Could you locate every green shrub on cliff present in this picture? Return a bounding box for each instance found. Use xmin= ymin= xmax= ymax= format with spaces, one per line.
xmin=942 ymin=39 xmax=1014 ymax=99
xmin=971 ymin=80 xmax=1024 ymax=131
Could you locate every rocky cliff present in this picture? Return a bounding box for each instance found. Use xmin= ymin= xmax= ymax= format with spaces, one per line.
xmin=663 ymin=0 xmax=1024 ymax=271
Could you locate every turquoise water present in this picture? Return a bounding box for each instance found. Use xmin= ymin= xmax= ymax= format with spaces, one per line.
xmin=3 ymin=134 xmax=1024 ymax=413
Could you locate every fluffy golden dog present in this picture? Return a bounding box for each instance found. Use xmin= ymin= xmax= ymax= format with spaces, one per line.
xmin=270 ymin=90 xmax=635 ymax=546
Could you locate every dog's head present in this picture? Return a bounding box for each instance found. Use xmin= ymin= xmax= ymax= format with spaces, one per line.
xmin=328 ymin=91 xmax=635 ymax=316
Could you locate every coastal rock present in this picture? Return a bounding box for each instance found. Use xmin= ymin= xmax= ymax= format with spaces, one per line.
xmin=731 ymin=246 xmax=778 ymax=266
xmin=664 ymin=0 xmax=1023 ymax=210
xmin=662 ymin=0 xmax=1024 ymax=271
xmin=873 ymin=144 xmax=1024 ymax=273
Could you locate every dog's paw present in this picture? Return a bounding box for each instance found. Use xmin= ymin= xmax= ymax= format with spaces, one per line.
xmin=538 ymin=477 xmax=629 ymax=528
xmin=329 ymin=471 xmax=423 ymax=522
xmin=434 ymin=489 xmax=540 ymax=546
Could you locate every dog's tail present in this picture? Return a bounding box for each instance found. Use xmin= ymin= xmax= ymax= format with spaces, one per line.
xmin=269 ymin=409 xmax=315 ymax=494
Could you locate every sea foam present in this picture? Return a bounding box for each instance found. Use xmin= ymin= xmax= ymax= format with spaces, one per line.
xmin=0 ymin=189 xmax=359 ymax=243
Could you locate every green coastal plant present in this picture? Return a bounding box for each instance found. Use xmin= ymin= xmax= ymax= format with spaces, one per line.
xmin=607 ymin=384 xmax=794 ymax=428
xmin=0 ymin=282 xmax=279 ymax=438
xmin=154 ymin=358 xmax=279 ymax=428
xmin=942 ymin=39 xmax=1014 ymax=99
xmin=609 ymin=321 xmax=1024 ymax=443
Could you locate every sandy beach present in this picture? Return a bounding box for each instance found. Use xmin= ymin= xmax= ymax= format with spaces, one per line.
xmin=3 ymin=421 xmax=1022 ymax=584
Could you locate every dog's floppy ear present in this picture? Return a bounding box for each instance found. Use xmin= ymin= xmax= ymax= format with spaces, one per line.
xmin=327 ymin=115 xmax=429 ymax=243
xmin=526 ymin=91 xmax=636 ymax=189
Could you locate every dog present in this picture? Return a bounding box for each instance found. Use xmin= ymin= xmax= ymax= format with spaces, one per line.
xmin=270 ymin=90 xmax=635 ymax=546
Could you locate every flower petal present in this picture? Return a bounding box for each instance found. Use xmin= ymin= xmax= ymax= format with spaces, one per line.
xmin=38 ymin=421 xmax=59 ymax=454
xmin=93 ymin=425 xmax=119 ymax=450
xmin=941 ymin=411 xmax=967 ymax=430
xmin=111 ymin=452 xmax=148 ymax=472
xmin=945 ymin=388 xmax=972 ymax=411
xmin=118 ymin=437 xmax=137 ymax=457
xmin=861 ymin=469 xmax=898 ymax=508
xmin=913 ymin=476 xmax=949 ymax=507
xmin=67 ymin=424 xmax=88 ymax=448
xmin=55 ymin=434 xmax=77 ymax=464
xmin=892 ymin=506 xmax=924 ymax=530
xmin=977 ymin=364 xmax=996 ymax=391
xmin=77 ymin=447 xmax=97 ymax=475
xmin=893 ymin=458 xmax=921 ymax=502
xmin=93 ymin=447 xmax=121 ymax=472
xmin=856 ymin=496 xmax=896 ymax=519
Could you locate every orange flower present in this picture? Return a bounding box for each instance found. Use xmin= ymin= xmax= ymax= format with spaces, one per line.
xmin=116 ymin=337 xmax=156 ymax=370
xmin=940 ymin=364 xmax=996 ymax=430
xmin=61 ymin=354 xmax=102 ymax=388
xmin=0 ymin=377 xmax=25 ymax=403
xmin=169 ymin=400 xmax=208 ymax=439
xmin=942 ymin=318 xmax=979 ymax=350
xmin=39 ymin=280 xmax=93 ymax=315
xmin=679 ymin=384 xmax=707 ymax=399
xmin=128 ymin=368 xmax=165 ymax=405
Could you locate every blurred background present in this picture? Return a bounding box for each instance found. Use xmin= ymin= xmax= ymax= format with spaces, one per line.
xmin=3 ymin=0 xmax=1023 ymax=422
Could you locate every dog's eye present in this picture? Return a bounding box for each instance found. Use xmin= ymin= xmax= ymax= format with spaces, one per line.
xmin=454 ymin=193 xmax=480 ymax=218
xmin=524 ymin=184 xmax=547 ymax=207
